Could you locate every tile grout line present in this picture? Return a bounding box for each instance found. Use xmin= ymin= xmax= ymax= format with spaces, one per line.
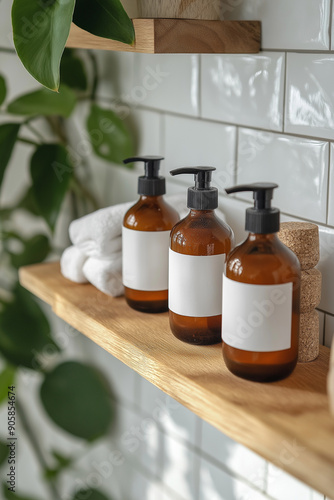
xmin=329 ymin=0 xmax=334 ymax=50
xmin=326 ymin=143 xmax=331 ymax=225
xmin=281 ymin=52 xmax=288 ymax=133
xmin=322 ymin=312 xmax=327 ymax=347
xmin=160 ymin=111 xmax=166 ymax=164
xmin=193 ymin=418 xmax=202 ymax=500
xmin=263 ymin=460 xmax=269 ymax=494
xmin=196 ymin=446 xmax=277 ymax=499
xmin=198 ymin=54 xmax=202 ymax=119
xmin=318 ymin=308 xmax=334 ymax=319
xmin=100 ymin=96 xmax=334 ymax=144
xmin=234 ymin=127 xmax=239 ymax=185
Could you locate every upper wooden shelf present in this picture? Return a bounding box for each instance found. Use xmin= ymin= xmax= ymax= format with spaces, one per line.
xmin=66 ymin=19 xmax=261 ymax=54
xmin=19 ymin=262 xmax=334 ymax=498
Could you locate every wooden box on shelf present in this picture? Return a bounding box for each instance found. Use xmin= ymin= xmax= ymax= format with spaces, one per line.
xmin=66 ymin=19 xmax=261 ymax=54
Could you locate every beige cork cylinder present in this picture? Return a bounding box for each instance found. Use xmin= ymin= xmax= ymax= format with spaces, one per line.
xmin=298 ymin=310 xmax=320 ymax=363
xmin=278 ymin=222 xmax=319 ymax=270
xmin=300 ymin=268 xmax=322 ymax=313
xmin=137 ymin=0 xmax=222 ymax=19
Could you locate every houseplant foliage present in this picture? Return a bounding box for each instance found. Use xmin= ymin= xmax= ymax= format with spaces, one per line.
xmin=0 ymin=49 xmax=134 ymax=499
xmin=12 ymin=0 xmax=135 ymax=91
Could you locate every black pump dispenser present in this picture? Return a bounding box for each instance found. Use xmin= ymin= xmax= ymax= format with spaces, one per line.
xmin=226 ymin=182 xmax=280 ymax=234
xmin=124 ymin=156 xmax=165 ymax=196
xmin=170 ymin=167 xmax=218 ymax=210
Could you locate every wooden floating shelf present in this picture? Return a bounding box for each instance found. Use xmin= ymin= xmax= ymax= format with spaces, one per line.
xmin=66 ymin=19 xmax=261 ymax=54
xmin=19 ymin=262 xmax=334 ymax=498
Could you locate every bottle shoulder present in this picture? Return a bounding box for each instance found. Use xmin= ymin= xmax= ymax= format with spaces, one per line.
xmin=124 ymin=196 xmax=179 ymax=231
xmin=226 ymin=235 xmax=300 ymax=283
xmin=170 ymin=212 xmax=233 ymax=256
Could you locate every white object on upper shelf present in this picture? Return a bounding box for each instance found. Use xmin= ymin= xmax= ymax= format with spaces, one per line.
xmin=121 ymin=0 xmax=138 ymax=18
xmin=137 ymin=0 xmax=222 ymax=19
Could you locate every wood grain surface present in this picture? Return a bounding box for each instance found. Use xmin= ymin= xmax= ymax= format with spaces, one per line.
xmin=19 ymin=262 xmax=334 ymax=497
xmin=66 ymin=19 xmax=261 ymax=54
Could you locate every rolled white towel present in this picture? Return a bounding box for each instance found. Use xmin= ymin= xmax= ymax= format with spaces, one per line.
xmin=75 ymin=235 xmax=122 ymax=260
xmin=60 ymin=246 xmax=88 ymax=283
xmin=83 ymin=253 xmax=124 ymax=297
xmin=69 ymin=201 xmax=133 ymax=259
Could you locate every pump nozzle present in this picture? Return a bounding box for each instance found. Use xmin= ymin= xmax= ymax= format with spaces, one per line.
xmin=170 ymin=167 xmax=218 ymax=210
xmin=225 ymin=182 xmax=280 ymax=234
xmin=124 ymin=156 xmax=165 ymax=196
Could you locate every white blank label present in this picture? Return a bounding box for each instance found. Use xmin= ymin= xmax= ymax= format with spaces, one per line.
xmin=122 ymin=227 xmax=170 ymax=291
xmin=222 ymin=275 xmax=293 ymax=352
xmin=169 ymin=250 xmax=225 ymax=317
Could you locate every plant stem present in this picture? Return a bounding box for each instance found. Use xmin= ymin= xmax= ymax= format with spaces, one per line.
xmin=16 ymin=399 xmax=62 ymax=500
xmin=44 ymin=116 xmax=99 ymax=213
xmin=18 ymin=137 xmax=39 ymax=147
xmin=72 ymin=174 xmax=99 ymax=211
xmin=88 ymin=51 xmax=99 ymax=101
xmin=70 ymin=190 xmax=79 ymax=221
xmin=0 ymin=47 xmax=16 ymax=54
xmin=45 ymin=117 xmax=67 ymax=145
xmin=24 ymin=122 xmax=46 ymax=142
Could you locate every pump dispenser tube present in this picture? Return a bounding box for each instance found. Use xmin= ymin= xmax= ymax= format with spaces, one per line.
xmin=222 ymin=183 xmax=301 ymax=381
xmin=122 ymin=156 xmax=179 ymax=313
xmin=168 ymin=167 xmax=234 ymax=345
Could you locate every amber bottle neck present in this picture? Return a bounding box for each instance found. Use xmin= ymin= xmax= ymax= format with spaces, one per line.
xmin=139 ymin=195 xmax=164 ymax=202
xmin=247 ymin=232 xmax=278 ymax=242
xmin=188 ymin=209 xmax=216 ymax=217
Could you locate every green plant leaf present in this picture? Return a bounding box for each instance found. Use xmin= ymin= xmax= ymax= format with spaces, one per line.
xmin=9 ymin=234 xmax=51 ymax=269
xmin=17 ymin=186 xmax=39 ymax=216
xmin=0 ymin=284 xmax=59 ymax=370
xmin=73 ymin=0 xmax=135 ymax=45
xmin=87 ymin=104 xmax=134 ymax=165
xmin=7 ymin=86 xmax=76 ymax=118
xmin=72 ymin=489 xmax=110 ymax=500
xmin=60 ymin=50 xmax=88 ymax=91
xmin=40 ymin=361 xmax=114 ymax=440
xmin=0 ymin=75 xmax=7 ymax=106
xmin=0 ymin=366 xmax=16 ymax=405
xmin=0 ymin=124 xmax=20 ymax=190
xmin=30 ymin=144 xmax=73 ymax=231
xmin=12 ymin=0 xmax=76 ymax=91
xmin=44 ymin=450 xmax=73 ymax=480
xmin=52 ymin=450 xmax=72 ymax=468
xmin=3 ymin=483 xmax=40 ymax=500
xmin=0 ymin=441 xmax=8 ymax=467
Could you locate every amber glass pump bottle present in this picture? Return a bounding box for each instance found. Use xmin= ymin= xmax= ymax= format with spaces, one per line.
xmin=222 ymin=183 xmax=300 ymax=382
xmin=169 ymin=167 xmax=234 ymax=345
xmin=122 ymin=156 xmax=179 ymax=313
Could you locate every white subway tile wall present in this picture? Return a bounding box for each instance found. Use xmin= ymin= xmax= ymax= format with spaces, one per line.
xmin=200 ymin=421 xmax=266 ymax=489
xmin=2 ymin=0 xmax=333 ymax=498
xmin=221 ymin=0 xmax=331 ymax=50
xmin=324 ymin=315 xmax=334 ymax=348
xmin=237 ymin=129 xmax=329 ymax=223
xmin=285 ymin=54 xmax=334 ymax=140
xmin=318 ymin=225 xmax=334 ymax=315
xmin=139 ymin=377 xmax=200 ymax=445
xmin=201 ymin=53 xmax=285 ymax=131
xmin=130 ymin=54 xmax=200 ymax=116
xmin=267 ymin=464 xmax=320 ymax=500
xmin=199 ymin=458 xmax=268 ymax=500
xmin=327 ymin=143 xmax=334 ymax=227
xmin=164 ymin=115 xmax=236 ymax=181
